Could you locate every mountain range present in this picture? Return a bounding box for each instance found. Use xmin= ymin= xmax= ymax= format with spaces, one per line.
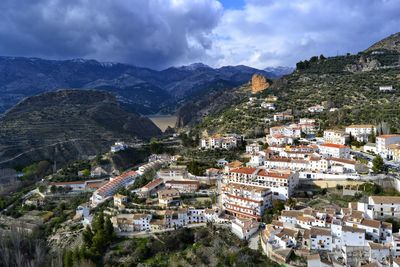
xmin=0 ymin=57 xmax=284 ymax=115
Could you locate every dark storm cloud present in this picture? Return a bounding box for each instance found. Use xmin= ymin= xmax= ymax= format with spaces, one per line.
xmin=0 ymin=0 xmax=399 ymax=69
xmin=0 ymin=0 xmax=223 ymax=69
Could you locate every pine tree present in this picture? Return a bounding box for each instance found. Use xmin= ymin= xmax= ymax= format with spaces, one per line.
xmin=82 ymin=226 xmax=94 ymax=247
xmin=104 ymin=216 xmax=115 ymax=240
xmin=63 ymin=250 xmax=73 ymax=267
xmin=372 ymin=155 xmax=384 ymax=173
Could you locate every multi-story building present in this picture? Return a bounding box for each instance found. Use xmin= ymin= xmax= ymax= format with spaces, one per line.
xmin=376 ymin=134 xmax=400 ymax=159
xmin=157 ymin=165 xmax=188 ymax=180
xmin=111 ymin=213 xmax=152 ymax=232
xmin=91 ymin=171 xmax=138 ymax=206
xmin=246 ymin=143 xmax=261 ymax=154
xmin=157 ymin=189 xmax=180 ymax=207
xmin=231 ymin=217 xmax=260 ymax=240
xmin=221 ymin=183 xmax=272 ymax=221
xmin=345 ymin=124 xmax=376 ymax=142
xmin=225 ymin=167 xmax=299 ymax=200
xmin=362 ymin=196 xmax=400 ymax=220
xmin=200 ymin=134 xmax=240 ymax=150
xmin=113 ymin=193 xmax=128 ymax=209
xmin=310 ymin=227 xmax=332 ymax=251
xmin=165 ymin=179 xmax=200 ymax=193
xmin=138 ymin=178 xmax=164 ymax=198
xmin=319 ymin=143 xmax=350 ymax=159
xmin=323 ymin=130 xmax=349 ymax=145
xmin=388 ymin=143 xmax=400 ymax=162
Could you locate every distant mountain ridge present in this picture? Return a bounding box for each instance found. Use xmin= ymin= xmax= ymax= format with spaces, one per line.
xmin=0 ymin=56 xmax=281 ymax=115
xmin=0 ymin=89 xmax=161 ymax=168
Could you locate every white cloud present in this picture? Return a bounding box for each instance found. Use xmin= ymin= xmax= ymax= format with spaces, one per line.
xmin=205 ymin=0 xmax=400 ymax=68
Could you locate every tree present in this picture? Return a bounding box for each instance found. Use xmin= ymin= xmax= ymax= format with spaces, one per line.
xmin=372 ymin=155 xmax=384 ymax=173
xmin=82 ymin=226 xmax=94 ymax=247
xmin=319 ymin=54 xmax=326 ymax=60
xmin=368 ymin=128 xmax=376 ymax=143
xmin=286 ymin=198 xmax=297 ymax=208
xmin=63 ymin=250 xmax=73 ymax=267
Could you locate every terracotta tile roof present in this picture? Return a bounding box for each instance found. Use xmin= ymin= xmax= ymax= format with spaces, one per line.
xmin=257 ymin=169 xmax=292 ymax=179
xmin=342 ymin=225 xmax=365 ymax=234
xmin=320 ymin=143 xmax=348 ymax=149
xmin=227 ymin=160 xmax=243 ymax=168
xmin=310 ymin=227 xmax=331 ymax=236
xmin=360 ymin=218 xmax=381 ymax=228
xmin=330 ymin=157 xmax=356 ymax=164
xmin=368 ymin=242 xmax=389 ymax=250
xmin=377 ymin=134 xmax=400 ymax=139
xmin=281 ymin=210 xmax=303 ymax=217
xmin=142 ymin=178 xmax=163 ymax=190
xmin=230 ymin=167 xmax=256 ymax=175
xmin=370 ymin=195 xmax=400 ymax=204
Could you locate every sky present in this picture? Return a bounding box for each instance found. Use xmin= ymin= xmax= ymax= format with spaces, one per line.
xmin=0 ymin=0 xmax=399 ymax=69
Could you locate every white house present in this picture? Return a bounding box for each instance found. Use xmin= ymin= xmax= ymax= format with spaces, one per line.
xmin=323 ymin=130 xmax=349 ymax=145
xmin=231 ymin=218 xmax=260 ymax=240
xmin=310 ymin=227 xmax=333 ymax=251
xmin=376 ymin=134 xmax=400 ymax=159
xmin=111 ymin=142 xmax=128 ymax=153
xmin=379 ymin=85 xmax=394 ymax=92
xmin=246 ymin=143 xmax=261 ymax=154
xmin=308 ymin=105 xmax=325 ymax=113
xmin=319 ymin=143 xmax=350 ymax=159
xmin=345 ymin=124 xmax=376 ymax=142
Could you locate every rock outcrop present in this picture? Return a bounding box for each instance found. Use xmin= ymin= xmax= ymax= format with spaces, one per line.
xmin=251 ymin=74 xmax=270 ymax=93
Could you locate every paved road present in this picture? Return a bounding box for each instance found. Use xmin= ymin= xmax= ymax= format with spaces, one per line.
xmin=248 ymin=230 xmax=260 ymax=250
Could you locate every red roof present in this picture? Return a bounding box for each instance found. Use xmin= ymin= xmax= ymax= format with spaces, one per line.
xmin=378 ymin=134 xmax=400 ymax=139
xmin=320 ymin=143 xmax=348 ymax=149
xmin=258 ymin=170 xmax=291 ymax=179
xmin=230 ymin=167 xmax=257 ymax=175
xmin=142 ymin=178 xmax=163 ymax=189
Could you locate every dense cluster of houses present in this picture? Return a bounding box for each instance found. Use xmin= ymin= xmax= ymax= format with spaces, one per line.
xmin=260 ymin=196 xmax=400 ymax=266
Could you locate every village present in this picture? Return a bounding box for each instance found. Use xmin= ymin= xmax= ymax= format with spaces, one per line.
xmin=2 ymin=92 xmax=400 ymax=267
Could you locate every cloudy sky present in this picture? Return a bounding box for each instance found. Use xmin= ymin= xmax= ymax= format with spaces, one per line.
xmin=0 ymin=0 xmax=399 ymax=69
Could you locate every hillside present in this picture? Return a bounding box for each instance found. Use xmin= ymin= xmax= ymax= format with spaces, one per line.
xmin=0 ymin=57 xmax=278 ymax=115
xmin=0 ymin=89 xmax=161 ymax=168
xmin=194 ymin=37 xmax=400 ymax=136
xmin=365 ymin=32 xmax=400 ymax=53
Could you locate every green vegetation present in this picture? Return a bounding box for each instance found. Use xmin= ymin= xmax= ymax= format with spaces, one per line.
xmin=63 ymin=211 xmax=116 ymax=266
xmin=104 ymin=227 xmax=278 ymax=267
xmin=372 ymin=155 xmax=385 ymax=173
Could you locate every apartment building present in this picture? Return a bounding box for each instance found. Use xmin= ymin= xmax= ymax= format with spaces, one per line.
xmin=91 ymin=170 xmax=138 ymax=206
xmin=363 ymin=196 xmax=400 ymax=220
xmin=319 ymin=143 xmax=350 ymax=159
xmin=164 ymin=179 xmax=200 ymax=193
xmin=225 ymin=167 xmax=299 ymax=200
xmin=376 ymin=134 xmax=400 ymax=159
xmin=246 ymin=143 xmax=261 ymax=154
xmin=323 ymin=130 xmax=349 ymax=145
xmin=221 ymin=183 xmax=272 ymax=220
xmin=138 ymin=178 xmax=164 ymax=198
xmin=111 ymin=213 xmax=152 ymax=232
xmin=231 ymin=217 xmax=260 ymax=240
xmin=345 ymin=124 xmax=376 ymax=142
xmin=200 ymin=134 xmax=240 ymax=150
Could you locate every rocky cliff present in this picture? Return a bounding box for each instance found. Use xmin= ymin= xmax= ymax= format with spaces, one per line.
xmin=251 ymin=74 xmax=270 ymax=93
